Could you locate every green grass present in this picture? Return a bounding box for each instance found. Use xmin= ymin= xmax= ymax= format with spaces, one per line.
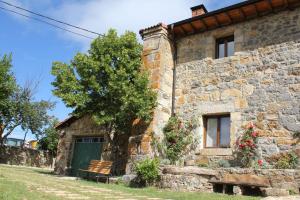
xmin=78 ymin=181 xmax=260 ymax=200
xmin=0 ymin=176 xmax=58 ymax=200
xmin=0 ymin=164 xmax=260 ymax=200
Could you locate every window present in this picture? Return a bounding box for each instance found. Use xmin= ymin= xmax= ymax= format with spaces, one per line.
xmin=216 ymin=35 xmax=234 ymax=59
xmin=75 ymin=137 xmax=105 ymax=143
xmin=204 ymin=115 xmax=231 ymax=148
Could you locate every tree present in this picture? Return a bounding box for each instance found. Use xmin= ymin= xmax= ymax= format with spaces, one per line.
xmin=0 ymin=54 xmax=54 ymax=145
xmin=51 ymin=29 xmax=156 ymax=142
xmin=38 ymin=118 xmax=59 ymax=156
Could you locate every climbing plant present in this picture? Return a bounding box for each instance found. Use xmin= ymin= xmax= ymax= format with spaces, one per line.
xmin=160 ymin=116 xmax=196 ymax=165
xmin=236 ymin=122 xmax=260 ymax=168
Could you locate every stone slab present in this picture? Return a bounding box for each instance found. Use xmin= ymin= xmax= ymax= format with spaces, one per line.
xmin=162 ymin=166 xmax=217 ymax=176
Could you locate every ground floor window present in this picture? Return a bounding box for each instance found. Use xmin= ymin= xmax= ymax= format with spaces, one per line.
xmin=204 ymin=115 xmax=231 ymax=148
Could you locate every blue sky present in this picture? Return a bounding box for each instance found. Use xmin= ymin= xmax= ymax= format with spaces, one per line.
xmin=0 ymin=0 xmax=243 ymax=140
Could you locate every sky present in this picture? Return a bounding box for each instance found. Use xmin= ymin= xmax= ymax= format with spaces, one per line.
xmin=0 ymin=0 xmax=243 ymax=140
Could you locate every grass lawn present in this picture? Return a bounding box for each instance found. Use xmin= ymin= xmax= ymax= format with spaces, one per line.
xmin=0 ymin=164 xmax=260 ymax=200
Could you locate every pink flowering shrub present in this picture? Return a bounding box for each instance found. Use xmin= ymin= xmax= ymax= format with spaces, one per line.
xmin=236 ymin=122 xmax=259 ymax=168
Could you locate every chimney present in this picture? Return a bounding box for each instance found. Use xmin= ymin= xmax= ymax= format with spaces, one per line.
xmin=191 ymin=4 xmax=208 ymax=17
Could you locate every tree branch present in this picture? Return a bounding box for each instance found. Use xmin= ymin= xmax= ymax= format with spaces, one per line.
xmin=2 ymin=123 xmax=20 ymax=139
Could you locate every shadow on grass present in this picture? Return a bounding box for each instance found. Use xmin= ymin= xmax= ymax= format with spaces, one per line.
xmin=33 ymin=169 xmax=56 ymax=176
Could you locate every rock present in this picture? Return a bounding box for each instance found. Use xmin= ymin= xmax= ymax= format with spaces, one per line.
xmin=122 ymin=174 xmax=137 ymax=185
xmin=184 ymin=160 xmax=195 ymax=166
xmin=162 ymin=166 xmax=217 ymax=176
xmin=233 ymin=186 xmax=242 ymax=195
xmin=261 ymin=188 xmax=289 ymax=197
xmin=195 ymin=156 xmax=209 ymax=166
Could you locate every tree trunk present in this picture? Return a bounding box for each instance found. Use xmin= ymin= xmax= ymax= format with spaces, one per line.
xmin=22 ymin=130 xmax=28 ymax=148
xmin=0 ymin=125 xmax=4 ymax=146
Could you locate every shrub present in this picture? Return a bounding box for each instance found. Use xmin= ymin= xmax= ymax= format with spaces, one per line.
xmin=236 ymin=122 xmax=259 ymax=168
xmin=217 ymin=160 xmax=231 ymax=168
xmin=134 ymin=158 xmax=160 ymax=186
xmin=274 ymin=152 xmax=298 ymax=169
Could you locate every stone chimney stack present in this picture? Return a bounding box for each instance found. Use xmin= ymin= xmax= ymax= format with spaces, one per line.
xmin=126 ymin=23 xmax=174 ymax=174
xmin=191 ymin=4 xmax=208 ymax=17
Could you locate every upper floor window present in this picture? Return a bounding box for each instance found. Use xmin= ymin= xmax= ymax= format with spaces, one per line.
xmin=204 ymin=115 xmax=231 ymax=148
xmin=216 ymin=35 xmax=234 ymax=59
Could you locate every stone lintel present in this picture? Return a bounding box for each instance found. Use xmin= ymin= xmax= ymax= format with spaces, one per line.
xmin=200 ymin=148 xmax=233 ymax=156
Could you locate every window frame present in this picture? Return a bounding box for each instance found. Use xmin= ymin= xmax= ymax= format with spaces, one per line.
xmin=75 ymin=136 xmax=105 ymax=143
xmin=203 ymin=114 xmax=231 ymax=148
xmin=215 ymin=35 xmax=234 ymax=59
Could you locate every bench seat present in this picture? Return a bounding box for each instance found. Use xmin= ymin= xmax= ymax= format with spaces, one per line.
xmin=78 ymin=160 xmax=113 ymax=183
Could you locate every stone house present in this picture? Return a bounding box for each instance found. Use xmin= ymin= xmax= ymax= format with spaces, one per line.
xmin=55 ymin=0 xmax=300 ymax=176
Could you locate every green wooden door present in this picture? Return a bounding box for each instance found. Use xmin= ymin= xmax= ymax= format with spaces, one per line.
xmin=70 ymin=137 xmax=104 ymax=176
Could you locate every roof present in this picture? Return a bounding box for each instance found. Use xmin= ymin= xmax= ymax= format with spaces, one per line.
xmin=139 ymin=23 xmax=168 ymax=38
xmin=5 ymin=138 xmax=24 ymax=141
xmin=169 ymin=0 xmax=300 ymax=38
xmin=55 ymin=116 xmax=78 ymax=130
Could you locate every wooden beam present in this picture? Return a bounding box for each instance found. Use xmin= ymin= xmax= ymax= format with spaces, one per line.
xmin=214 ymin=15 xmax=220 ymax=26
xmin=267 ymin=0 xmax=274 ymax=12
xmin=189 ymin=22 xmax=197 ymax=33
xmin=253 ymin=3 xmax=259 ymax=16
xmin=224 ymin=12 xmax=233 ymax=23
xmin=284 ymin=0 xmax=294 ymax=10
xmin=238 ymin=7 xmax=246 ymax=20
xmin=179 ymin=26 xmax=187 ymax=35
xmin=201 ymin=19 xmax=208 ymax=30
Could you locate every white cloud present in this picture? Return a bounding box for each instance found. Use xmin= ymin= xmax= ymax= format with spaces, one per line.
xmin=46 ymin=0 xmax=207 ymax=49
xmin=2 ymin=0 xmax=244 ymax=50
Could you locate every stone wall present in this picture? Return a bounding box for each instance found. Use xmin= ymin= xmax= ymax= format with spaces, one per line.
xmin=55 ymin=115 xmax=128 ymax=175
xmin=160 ymin=165 xmax=300 ymax=196
xmin=0 ymin=146 xmax=54 ymax=168
xmin=174 ymin=7 xmax=300 ymax=165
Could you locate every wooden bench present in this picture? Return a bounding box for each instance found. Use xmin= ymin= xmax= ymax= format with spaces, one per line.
xmin=78 ymin=160 xmax=113 ymax=183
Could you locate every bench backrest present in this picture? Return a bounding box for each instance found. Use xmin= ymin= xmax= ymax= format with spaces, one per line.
xmin=87 ymin=160 xmax=113 ymax=175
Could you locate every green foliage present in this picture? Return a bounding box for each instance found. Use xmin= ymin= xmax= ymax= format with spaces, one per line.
xmin=293 ymin=132 xmax=300 ymax=138
xmin=197 ymin=163 xmax=208 ymax=168
xmin=51 ymin=29 xmax=156 ymax=138
xmin=0 ymin=54 xmax=54 ymax=144
xmin=134 ymin=158 xmax=160 ymax=185
xmin=114 ymin=177 xmax=124 ymax=185
xmin=161 ymin=116 xmax=196 ymax=165
xmin=289 ymin=189 xmax=297 ymax=195
xmin=0 ymin=54 xmax=16 ymax=105
xmin=217 ymin=160 xmax=231 ymax=168
xmin=236 ymin=123 xmax=259 ymax=168
xmin=274 ymin=152 xmax=298 ymax=169
xmin=38 ymin=118 xmax=59 ymax=155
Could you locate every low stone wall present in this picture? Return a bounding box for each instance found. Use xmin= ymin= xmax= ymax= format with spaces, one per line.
xmin=0 ymin=146 xmax=54 ymax=168
xmin=159 ymin=165 xmax=300 ymax=196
